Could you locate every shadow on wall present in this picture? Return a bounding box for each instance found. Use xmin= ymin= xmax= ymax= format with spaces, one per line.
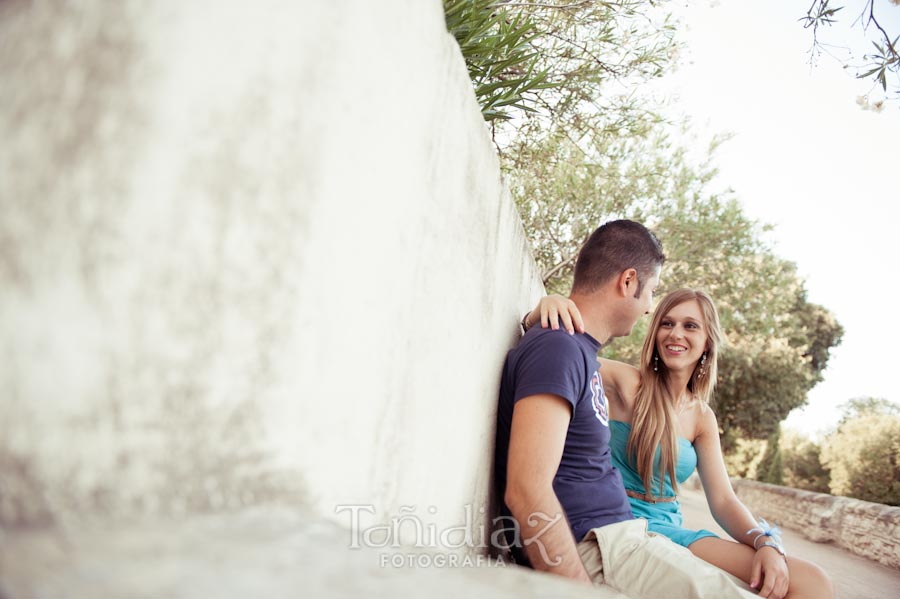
xmin=0 ymin=447 xmax=55 ymax=528
xmin=0 ymin=398 xmax=308 ymax=530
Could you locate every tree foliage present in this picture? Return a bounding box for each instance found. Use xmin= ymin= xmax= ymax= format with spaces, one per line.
xmin=444 ymin=0 xmax=677 ymax=139
xmin=722 ymin=437 xmax=767 ymax=480
xmin=755 ymin=428 xmax=784 ymax=485
xmin=820 ymin=398 xmax=900 ymax=505
xmin=836 ymin=396 xmax=900 ymax=424
xmin=509 ymin=123 xmax=844 ymax=448
xmin=444 ymin=1 xmax=845 ymax=448
xmin=444 ymin=0 xmax=554 ymax=121
xmin=716 ymin=293 xmax=844 ymax=447
xmin=781 ymin=428 xmax=831 ymax=493
xmin=802 ymin=0 xmax=900 ymax=106
xmin=774 ymin=398 xmax=900 ymax=504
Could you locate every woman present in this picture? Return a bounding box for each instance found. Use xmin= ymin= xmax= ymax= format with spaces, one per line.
xmin=526 ymin=289 xmax=832 ymax=599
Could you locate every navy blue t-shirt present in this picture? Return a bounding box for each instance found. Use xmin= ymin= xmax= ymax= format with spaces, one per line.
xmin=494 ymin=325 xmax=632 ymax=563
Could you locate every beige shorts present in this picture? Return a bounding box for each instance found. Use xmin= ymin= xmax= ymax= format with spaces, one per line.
xmin=577 ymin=519 xmax=756 ymax=599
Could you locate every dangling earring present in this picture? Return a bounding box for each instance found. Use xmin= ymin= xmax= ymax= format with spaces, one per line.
xmin=697 ymin=352 xmax=707 ymax=378
xmin=653 ymin=354 xmax=659 ymax=372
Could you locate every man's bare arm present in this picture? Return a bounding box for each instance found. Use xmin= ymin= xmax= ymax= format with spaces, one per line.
xmin=505 ymin=394 xmax=591 ymax=583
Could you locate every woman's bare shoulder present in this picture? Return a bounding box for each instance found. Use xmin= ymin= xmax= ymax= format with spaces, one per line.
xmin=692 ymin=402 xmax=720 ymax=439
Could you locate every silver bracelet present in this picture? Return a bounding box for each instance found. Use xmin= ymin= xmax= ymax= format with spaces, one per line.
xmin=747 ymin=517 xmax=786 ymax=557
xmin=758 ymin=540 xmax=786 ymax=558
xmin=520 ymin=312 xmax=531 ymax=333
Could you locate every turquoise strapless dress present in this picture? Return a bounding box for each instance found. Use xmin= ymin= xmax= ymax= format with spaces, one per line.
xmin=610 ymin=420 xmax=718 ymax=547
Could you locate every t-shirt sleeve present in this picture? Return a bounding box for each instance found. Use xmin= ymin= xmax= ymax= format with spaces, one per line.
xmin=512 ymin=332 xmax=585 ymax=411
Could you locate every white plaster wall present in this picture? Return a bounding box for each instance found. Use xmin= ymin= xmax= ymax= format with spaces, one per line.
xmin=0 ymin=0 xmax=543 ymax=556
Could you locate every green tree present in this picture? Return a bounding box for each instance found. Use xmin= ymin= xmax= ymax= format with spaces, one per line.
xmin=837 ymin=396 xmax=900 ymax=424
xmin=716 ymin=300 xmax=843 ymax=449
xmin=756 ymin=427 xmax=784 ymax=485
xmin=781 ymin=428 xmax=831 ymax=493
xmin=509 ymin=126 xmax=678 ymax=294
xmin=722 ymin=437 xmax=767 ymax=480
xmin=820 ymin=399 xmax=900 ymax=505
xmin=715 ymin=289 xmax=842 ymax=446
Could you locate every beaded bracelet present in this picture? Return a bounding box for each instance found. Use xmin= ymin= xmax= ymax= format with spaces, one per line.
xmin=520 ymin=312 xmax=532 ymax=333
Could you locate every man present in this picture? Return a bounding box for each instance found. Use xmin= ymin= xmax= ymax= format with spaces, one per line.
xmin=494 ymin=220 xmax=755 ymax=599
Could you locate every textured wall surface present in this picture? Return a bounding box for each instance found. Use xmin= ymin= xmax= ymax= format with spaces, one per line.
xmin=0 ymin=0 xmax=581 ymax=596
xmin=732 ymin=479 xmax=900 ymax=570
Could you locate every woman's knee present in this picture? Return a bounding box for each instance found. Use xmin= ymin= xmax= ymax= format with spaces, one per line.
xmin=788 ymin=557 xmax=833 ymax=599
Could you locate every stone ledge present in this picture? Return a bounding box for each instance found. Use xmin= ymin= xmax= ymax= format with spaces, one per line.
xmin=0 ymin=508 xmax=623 ymax=599
xmin=731 ymin=478 xmax=900 ymax=570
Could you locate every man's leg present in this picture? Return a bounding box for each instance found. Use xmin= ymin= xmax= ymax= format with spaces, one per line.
xmin=586 ymin=519 xmax=757 ymax=599
xmin=575 ymin=531 xmax=638 ymax=599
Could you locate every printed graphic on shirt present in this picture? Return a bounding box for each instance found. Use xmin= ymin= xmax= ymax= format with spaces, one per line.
xmin=590 ymin=370 xmax=609 ymax=426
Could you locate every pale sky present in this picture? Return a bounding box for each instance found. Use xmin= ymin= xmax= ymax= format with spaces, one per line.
xmin=655 ymin=0 xmax=900 ymax=437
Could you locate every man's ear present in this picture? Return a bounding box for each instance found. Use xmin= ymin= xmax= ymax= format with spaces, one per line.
xmin=616 ymin=268 xmax=638 ymax=298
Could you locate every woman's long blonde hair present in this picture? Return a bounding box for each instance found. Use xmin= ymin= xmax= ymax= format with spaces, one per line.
xmin=627 ymin=289 xmax=724 ymax=499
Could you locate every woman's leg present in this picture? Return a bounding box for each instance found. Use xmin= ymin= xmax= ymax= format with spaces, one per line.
xmin=688 ymin=537 xmax=833 ymax=599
